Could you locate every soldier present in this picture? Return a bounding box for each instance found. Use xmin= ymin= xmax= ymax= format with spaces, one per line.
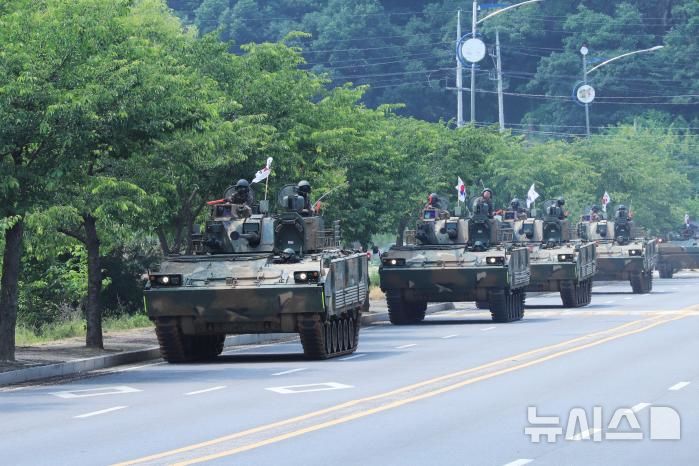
xmin=616 ymin=204 xmax=630 ymax=221
xmin=424 ymin=193 xmax=442 ymax=209
xmin=477 ymin=188 xmax=494 ymax=218
xmin=297 ymin=180 xmax=313 ymax=213
xmin=230 ymin=179 xmax=254 ymax=206
xmin=555 ymin=197 xmax=567 ymax=220
xmin=510 ymin=198 xmax=528 ymax=219
xmin=590 ymin=205 xmax=602 ymax=221
xmin=422 ymin=193 xmax=449 ymax=219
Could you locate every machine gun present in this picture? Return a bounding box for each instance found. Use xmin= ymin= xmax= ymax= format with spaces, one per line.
xmin=613 ymin=205 xmax=632 ymax=245
xmin=193 ymin=185 xmax=275 ymax=255
xmin=541 ymin=199 xmax=570 ymax=248
xmin=273 ymin=184 xmax=339 ymax=257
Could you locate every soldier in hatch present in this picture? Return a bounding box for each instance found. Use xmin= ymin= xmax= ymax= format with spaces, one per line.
xmin=230 ymin=179 xmax=255 ymax=206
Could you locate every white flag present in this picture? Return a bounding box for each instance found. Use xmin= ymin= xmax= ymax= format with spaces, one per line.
xmin=252 ymin=157 xmax=273 ymax=184
xmin=455 ymin=177 xmax=467 ymax=203
xmin=601 ymin=191 xmax=611 ymax=212
xmin=526 ymin=183 xmax=539 ymax=208
xmin=685 ymin=213 xmax=690 ymax=225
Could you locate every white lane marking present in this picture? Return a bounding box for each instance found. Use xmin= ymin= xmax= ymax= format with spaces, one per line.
xmin=669 ymin=381 xmax=691 ymax=391
xmin=572 ymin=427 xmax=601 ymax=441
xmin=624 ymin=297 xmax=633 ymax=300
xmin=395 ymin=344 xmax=417 ymax=349
xmin=51 ymin=386 xmax=141 ymax=399
xmin=266 ymin=382 xmax=353 ymax=395
xmin=502 ymin=459 xmax=533 ymax=466
xmin=110 ymin=362 xmax=165 ymax=373
xmin=74 ymin=406 xmax=127 ymax=419
xmin=481 ymin=327 xmax=496 ymax=332
xmin=632 ymin=402 xmax=651 ymax=413
xmin=441 ymin=334 xmax=458 ymax=339
xmin=339 ymin=354 xmax=367 ymax=361
xmin=185 ymin=386 xmax=227 ymax=396
xmin=604 ymin=300 xmax=615 ymax=304
xmin=272 ymin=368 xmax=308 ymax=376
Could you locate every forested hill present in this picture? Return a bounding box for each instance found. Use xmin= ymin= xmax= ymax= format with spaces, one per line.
xmin=167 ymin=1 xmax=699 ymax=134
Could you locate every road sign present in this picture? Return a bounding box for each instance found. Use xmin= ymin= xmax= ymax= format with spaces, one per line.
xmin=459 ymin=37 xmax=487 ymax=63
xmin=576 ymin=84 xmax=596 ymax=104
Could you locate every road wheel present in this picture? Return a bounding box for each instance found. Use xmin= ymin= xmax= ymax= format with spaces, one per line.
xmin=489 ymin=289 xmax=521 ymax=323
xmin=297 ymin=315 xmax=330 ymax=360
xmin=387 ymin=290 xmax=423 ymax=325
xmin=341 ymin=319 xmax=350 ymax=352
xmin=516 ymin=289 xmax=526 ymax=320
xmin=348 ymin=317 xmax=356 ymax=349
xmin=411 ymin=301 xmax=427 ymax=323
xmin=560 ymin=280 xmax=578 ymax=308
xmin=582 ymin=279 xmax=593 ymax=306
xmin=192 ymin=334 xmax=225 ymax=361
xmin=154 ymin=321 xmax=193 ymax=363
xmin=658 ymin=264 xmax=673 ymax=279
xmin=631 ymin=272 xmax=652 ymax=294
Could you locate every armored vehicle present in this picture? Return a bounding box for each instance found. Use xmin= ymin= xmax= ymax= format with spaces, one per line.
xmin=578 ymin=205 xmax=657 ymax=293
xmin=144 ymin=183 xmax=368 ymax=362
xmin=379 ymin=194 xmax=530 ymax=324
xmin=507 ymin=199 xmax=596 ymax=307
xmin=657 ymin=222 xmax=699 ymax=278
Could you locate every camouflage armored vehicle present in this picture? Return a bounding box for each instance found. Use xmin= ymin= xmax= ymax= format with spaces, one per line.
xmin=144 ymin=182 xmax=369 ymax=362
xmin=379 ymin=193 xmax=530 ymax=324
xmin=657 ymin=221 xmax=699 ymax=278
xmin=507 ymin=199 xmax=596 ymax=307
xmin=578 ymin=205 xmax=657 ymax=293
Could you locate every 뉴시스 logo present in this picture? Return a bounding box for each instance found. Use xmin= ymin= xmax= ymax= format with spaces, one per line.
xmin=525 ymin=405 xmax=681 ymax=443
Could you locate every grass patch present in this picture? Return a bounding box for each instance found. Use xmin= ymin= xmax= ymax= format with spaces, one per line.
xmin=15 ymin=313 xmax=153 ymax=346
xmin=103 ymin=313 xmax=153 ymax=332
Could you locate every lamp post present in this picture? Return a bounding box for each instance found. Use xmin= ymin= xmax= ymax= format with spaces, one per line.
xmin=579 ymin=45 xmax=665 ymax=136
xmin=456 ymin=0 xmax=543 ymax=127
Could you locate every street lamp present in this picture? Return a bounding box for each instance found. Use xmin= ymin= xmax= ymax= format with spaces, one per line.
xmin=456 ymin=0 xmax=543 ymax=127
xmin=578 ymin=45 xmax=665 ymax=136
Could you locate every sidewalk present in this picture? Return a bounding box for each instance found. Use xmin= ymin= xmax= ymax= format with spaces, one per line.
xmin=0 ymin=299 xmax=453 ymax=387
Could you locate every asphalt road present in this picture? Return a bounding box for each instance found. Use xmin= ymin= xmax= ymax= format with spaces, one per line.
xmin=2 ymin=272 xmax=698 ymax=466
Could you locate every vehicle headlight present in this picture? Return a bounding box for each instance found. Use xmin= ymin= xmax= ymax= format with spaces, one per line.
xmin=148 ymin=274 xmax=183 ymax=287
xmin=382 ymin=258 xmax=406 ymax=267
xmin=557 ymin=254 xmax=576 ymax=262
xmin=294 ymin=271 xmax=320 ymax=283
xmin=628 ymin=249 xmax=643 ymax=256
xmin=486 ymin=256 xmax=506 ymax=265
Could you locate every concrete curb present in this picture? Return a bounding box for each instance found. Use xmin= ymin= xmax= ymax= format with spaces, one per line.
xmin=0 ymin=302 xmax=455 ymax=387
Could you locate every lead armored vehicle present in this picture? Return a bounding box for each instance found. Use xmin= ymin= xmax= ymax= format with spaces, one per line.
xmin=145 ymin=182 xmax=369 ymax=362
xmin=379 ymin=194 xmax=530 ymax=324
xmin=657 ymin=221 xmax=699 ymax=278
xmin=507 ymin=199 xmax=596 ymax=307
xmin=578 ymin=205 xmax=657 ymax=293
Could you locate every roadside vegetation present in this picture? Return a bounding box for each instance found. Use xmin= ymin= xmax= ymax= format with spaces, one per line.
xmin=15 ymin=314 xmax=152 ymax=346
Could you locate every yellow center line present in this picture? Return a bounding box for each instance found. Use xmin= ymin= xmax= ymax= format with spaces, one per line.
xmin=171 ymin=312 xmax=692 ymax=465
xmin=115 ymin=308 xmax=696 ymax=466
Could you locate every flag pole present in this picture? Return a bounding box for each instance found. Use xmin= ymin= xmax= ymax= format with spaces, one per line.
xmin=264 ymin=169 xmax=270 ymax=200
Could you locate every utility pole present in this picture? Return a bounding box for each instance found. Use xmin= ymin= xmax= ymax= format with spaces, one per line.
xmin=496 ymin=29 xmax=504 ymax=132
xmin=470 ymin=0 xmax=477 ymax=123
xmin=581 ymin=46 xmax=591 ymax=137
xmin=456 ymin=10 xmax=464 ymax=128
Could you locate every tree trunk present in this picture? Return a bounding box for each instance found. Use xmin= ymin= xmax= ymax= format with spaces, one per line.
xmin=0 ymin=220 xmax=24 ymax=362
xmin=83 ymin=214 xmax=103 ymax=349
xmin=395 ymin=216 xmax=409 ymax=247
xmin=156 ymin=227 xmax=171 ymax=256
